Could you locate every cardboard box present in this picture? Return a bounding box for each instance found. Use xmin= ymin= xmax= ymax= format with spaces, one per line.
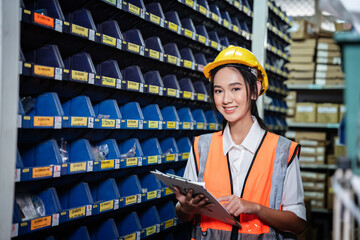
xmin=294 ymin=131 xmax=327 ymax=141
xmin=288 ymin=71 xmax=314 ymax=79
xmin=328 ymin=176 xmax=334 ymax=209
xmin=335 ymin=22 xmax=352 ymax=32
xmin=317 ymin=103 xmax=339 ymax=123
xmin=316 ymin=64 xmax=342 ymax=72
xmin=315 ymin=78 xmax=344 ymax=85
xmin=290 ymin=48 xmax=316 ymax=56
xmin=327 ymin=154 xmax=337 ymax=164
xmin=287 ymin=107 xmax=295 ymax=116
xmin=303 ymin=181 xmax=325 ymax=191
xmin=285 ymin=91 xmax=297 ymax=101
xmin=315 ymin=70 xmax=344 ymax=79
xmin=301 ymin=171 xmax=326 ymax=182
xmin=286 ymin=79 xmax=314 ymax=85
xmin=334 ymin=136 xmax=346 ymax=156
xmin=287 ymin=63 xmax=316 ymax=72
xmin=316 ymin=56 xmax=341 ymax=65
xmin=291 ymin=38 xmax=317 ymax=48
xmin=317 ymin=50 xmax=341 ymax=58
xmin=295 ymin=103 xmax=317 ymax=122
xmin=290 ymin=19 xmax=318 ymax=40
xmin=298 ymin=139 xmax=326 ymax=147
xmin=291 ymin=55 xmax=314 ymax=63
xmin=317 ymin=42 xmax=340 ymax=52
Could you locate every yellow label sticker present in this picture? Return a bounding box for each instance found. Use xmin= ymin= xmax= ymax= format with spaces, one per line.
xmin=102 ymin=34 xmax=116 ymax=46
xmin=147 ymin=155 xmax=158 ymax=164
xmin=69 ymin=207 xmax=85 ymax=219
xmin=167 ymin=88 xmax=177 ymax=96
xmin=127 ymin=120 xmax=139 ymax=128
xmin=24 ymin=63 xmax=32 ymax=68
xmin=33 ymin=117 xmax=54 ymax=127
xmin=72 ymin=24 xmax=89 ymax=37
xmin=234 ymin=1 xmax=240 ymax=8
xmin=34 ymin=65 xmax=54 ymax=77
xmin=149 ymin=85 xmax=159 ymax=94
xmin=182 ymin=152 xmax=190 ymax=160
xmin=168 ymin=22 xmax=178 ymax=32
xmin=70 ymin=162 xmax=87 ymax=172
xmin=167 ymin=121 xmax=176 ymax=128
xmin=71 ymin=117 xmax=88 ymax=126
xmin=197 ymin=93 xmax=205 ymax=101
xmin=232 ymin=25 xmax=239 ymax=33
xmin=126 ymin=157 xmax=138 ymax=166
xmin=197 ymin=122 xmax=204 ymax=129
xmin=166 ymin=154 xmax=175 ymax=162
xmin=101 ymin=119 xmax=115 ymax=127
xmin=128 ymin=43 xmax=140 ymax=53
xmin=124 ymin=233 xmax=136 ymax=240
xmin=199 ymin=6 xmax=207 ymax=15
xmin=185 ymin=0 xmax=194 ymax=7
xmin=165 ymin=187 xmax=173 ymax=195
xmin=127 ymin=81 xmax=139 ymax=90
xmin=223 ymin=20 xmax=229 ymax=28
xmin=146 ymin=225 xmax=156 ymax=236
xmin=21 ymin=222 xmax=28 ymax=227
xmin=167 ymin=55 xmax=177 ymax=64
xmin=101 ymin=160 xmax=114 ymax=169
xmin=71 ymin=70 xmax=88 ymax=82
xmin=183 ymin=91 xmax=192 ymax=99
xmin=182 ymin=122 xmax=191 ymax=129
xmin=102 ymin=76 xmax=116 ymax=87
xmin=33 ymin=167 xmax=52 ymax=178
xmin=184 ymin=29 xmax=193 ymax=38
xmin=211 ymin=41 xmax=218 ymax=49
xmin=165 ymin=219 xmax=174 ymax=229
xmin=30 ymin=216 xmax=51 ymax=230
xmin=209 ymin=123 xmax=216 ymax=130
xmin=198 ymin=35 xmax=206 ymax=44
xmin=148 ymin=121 xmax=158 ymax=129
xmin=22 ymin=168 xmax=30 ymax=173
xmin=147 ymin=191 xmax=157 ymax=200
xmin=149 ymin=49 xmax=159 ymax=59
xmin=128 ymin=3 xmax=140 ymax=16
xmin=184 ymin=60 xmax=193 ymax=69
xmin=212 ymin=13 xmax=219 ymax=22
xmin=150 ymin=14 xmax=160 ymax=25
xmin=243 ymin=6 xmax=249 ymax=13
xmin=100 ymin=200 xmax=114 ymax=212
xmin=125 ymin=195 xmax=137 ymax=205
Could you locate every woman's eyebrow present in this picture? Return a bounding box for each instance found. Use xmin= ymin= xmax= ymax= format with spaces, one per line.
xmin=229 ymin=82 xmax=243 ymax=86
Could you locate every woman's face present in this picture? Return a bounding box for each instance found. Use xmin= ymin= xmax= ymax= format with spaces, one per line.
xmin=213 ymin=67 xmax=252 ymax=124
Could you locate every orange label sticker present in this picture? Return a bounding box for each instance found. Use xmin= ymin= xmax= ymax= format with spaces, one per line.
xmin=30 ymin=216 xmax=51 ymax=230
xmin=33 ymin=117 xmax=54 ymax=127
xmin=34 ymin=12 xmax=54 ymax=28
xmin=34 ymin=65 xmax=55 ymax=77
xmin=32 ymin=166 xmax=52 ymax=178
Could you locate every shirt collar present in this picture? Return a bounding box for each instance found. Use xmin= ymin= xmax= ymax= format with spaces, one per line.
xmin=222 ymin=116 xmax=265 ymax=156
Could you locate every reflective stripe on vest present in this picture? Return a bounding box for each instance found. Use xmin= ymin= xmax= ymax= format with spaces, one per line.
xmin=192 ymin=131 xmax=300 ymax=239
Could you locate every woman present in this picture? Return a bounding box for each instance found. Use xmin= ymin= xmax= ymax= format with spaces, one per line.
xmin=175 ymin=46 xmax=306 ymax=239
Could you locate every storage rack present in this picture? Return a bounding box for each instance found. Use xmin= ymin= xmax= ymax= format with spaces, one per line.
xmin=12 ymin=0 xmax=255 ymax=239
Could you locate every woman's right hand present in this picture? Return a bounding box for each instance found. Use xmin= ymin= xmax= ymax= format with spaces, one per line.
xmin=174 ymin=187 xmax=213 ymax=215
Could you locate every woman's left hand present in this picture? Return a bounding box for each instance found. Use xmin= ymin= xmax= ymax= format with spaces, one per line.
xmin=217 ymin=195 xmax=261 ymax=217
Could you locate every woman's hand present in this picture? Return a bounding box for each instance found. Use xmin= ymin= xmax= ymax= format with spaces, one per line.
xmin=217 ymin=195 xmax=261 ymax=217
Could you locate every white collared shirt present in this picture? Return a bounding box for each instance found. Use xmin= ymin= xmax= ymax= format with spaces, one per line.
xmin=183 ymin=117 xmax=306 ymax=221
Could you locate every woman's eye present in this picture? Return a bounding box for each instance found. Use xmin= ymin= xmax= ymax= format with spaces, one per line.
xmin=214 ymin=89 xmax=222 ymax=94
xmin=232 ymin=88 xmax=240 ymax=91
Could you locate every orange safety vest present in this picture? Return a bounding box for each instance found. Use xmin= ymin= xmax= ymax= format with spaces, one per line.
xmin=191 ymin=131 xmax=300 ymax=240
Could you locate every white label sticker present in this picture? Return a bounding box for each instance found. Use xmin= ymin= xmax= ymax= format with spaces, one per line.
xmin=86 ymin=205 xmax=92 ymax=216
xmin=55 ymin=67 xmax=62 ymax=80
xmin=88 ymin=117 xmax=94 ymax=128
xmin=87 ymin=161 xmax=93 ymax=172
xmin=53 ymin=165 xmax=61 ymax=177
xmin=318 ymin=107 xmax=337 ymax=114
xmin=54 ymin=116 xmax=62 ymax=129
xmin=15 ymin=168 xmax=21 ymax=182
xmin=89 ymin=29 xmax=95 ymax=41
xmin=88 ymin=73 xmax=95 ymax=85
xmin=115 ymin=159 xmax=120 ymax=169
xmin=52 ymin=213 xmax=59 ymax=226
xmin=11 ymin=223 xmax=18 ymax=237
xmin=55 ymin=19 xmax=63 ymax=32
xmin=297 ymin=105 xmax=314 ymax=113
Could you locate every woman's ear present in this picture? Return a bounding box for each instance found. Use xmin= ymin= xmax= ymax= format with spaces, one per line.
xmin=252 ymin=81 xmax=262 ymax=100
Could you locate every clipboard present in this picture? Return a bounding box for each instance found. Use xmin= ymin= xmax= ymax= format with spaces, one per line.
xmin=150 ymin=170 xmax=241 ymax=227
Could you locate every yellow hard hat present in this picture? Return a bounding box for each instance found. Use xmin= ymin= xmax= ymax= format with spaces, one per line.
xmin=203 ymin=45 xmax=268 ymax=95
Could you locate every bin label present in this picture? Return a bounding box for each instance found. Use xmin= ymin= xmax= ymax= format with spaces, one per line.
xmin=102 ymin=34 xmax=116 ymax=46
xmin=125 ymin=195 xmax=137 ymax=205
xmin=167 ymin=121 xmax=176 ymax=129
xmin=167 ymin=55 xmax=177 ymax=65
xmin=165 ymin=187 xmax=173 ymax=195
xmin=150 ymin=14 xmax=160 ymax=25
xmin=71 ymin=117 xmax=88 ymax=126
xmin=211 ymin=13 xmax=219 ymax=22
xmin=71 ymin=70 xmax=88 ymax=82
xmin=182 ymin=152 xmax=189 ymax=160
xmin=149 ymin=85 xmax=159 ymax=94
xmin=148 ymin=121 xmax=158 ymax=129
xmin=232 ymin=25 xmax=239 ymax=33
xmin=183 ymin=91 xmax=192 ymax=99
xmin=183 ymin=60 xmax=193 ymax=69
xmin=234 ymin=1 xmax=240 ymax=8
xmin=102 ymin=76 xmax=116 ymax=87
xmin=147 ymin=190 xmax=157 ymax=200
xmin=69 ymin=206 xmax=85 ymax=219
xmin=185 ymin=0 xmax=194 ymax=7
xmin=165 ymin=219 xmax=174 ymax=229
xmin=243 ymin=6 xmax=249 ymax=13
xmin=128 ymin=3 xmax=140 ymax=16
xmin=33 ymin=117 xmax=54 ymax=127
xmin=34 ymin=65 xmax=55 ymax=77
xmin=71 ymin=24 xmax=89 ymax=37
xmin=146 ymin=225 xmax=156 ymax=236
xmin=166 ymin=154 xmax=175 ymax=162
xmin=100 ymin=200 xmax=114 ymax=212
xmin=182 ymin=122 xmax=191 ymax=129
xmin=223 ymin=20 xmax=230 ymax=28
xmin=101 ymin=160 xmax=114 ymax=169
xmin=199 ymin=6 xmax=207 ymax=15
xmin=127 ymin=81 xmax=139 ymax=90
xmin=184 ymin=29 xmax=193 ymax=38
xmin=128 ymin=43 xmax=140 ymax=53
xmin=147 ymin=155 xmax=158 ymax=164
xmin=126 ymin=157 xmax=138 ymax=166
xmin=209 ymin=123 xmax=216 ymax=130
xmin=102 ymin=119 xmax=115 ymax=127
xmin=104 ymin=0 xmax=116 ymax=5
xmin=197 ymin=93 xmax=205 ymax=101
xmin=149 ymin=49 xmax=159 ymax=60
xmin=211 ymin=41 xmax=218 ymax=49
xmin=33 ymin=166 xmax=53 ymax=178
xmin=168 ymin=22 xmax=178 ymax=32
xmin=197 ymin=122 xmax=204 ymax=129
xmin=30 ymin=216 xmax=51 ymax=230
xmin=124 ymin=233 xmax=136 ymax=240
xmin=126 ymin=119 xmax=139 ymax=128
xmin=198 ymin=35 xmax=206 ymax=44
xmin=70 ymin=162 xmax=87 ymax=172
xmin=34 ymin=12 xmax=54 ymax=28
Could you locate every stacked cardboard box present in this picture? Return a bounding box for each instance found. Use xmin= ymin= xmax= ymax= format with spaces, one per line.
xmin=295 ymin=102 xmax=317 ymax=122
xmin=316 ymin=103 xmax=339 ymax=123
xmin=287 ymin=39 xmax=317 ymax=85
xmin=301 ymin=171 xmax=326 ymax=209
xmin=315 ymin=37 xmax=344 ymax=85
xmin=285 ymin=91 xmax=296 ymax=122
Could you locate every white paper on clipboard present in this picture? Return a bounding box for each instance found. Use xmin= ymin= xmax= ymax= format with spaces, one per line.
xmin=150 ymin=169 xmax=241 ymax=227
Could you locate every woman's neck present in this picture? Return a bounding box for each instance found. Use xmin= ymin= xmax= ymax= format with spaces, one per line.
xmin=229 ymin=114 xmax=254 ymax=145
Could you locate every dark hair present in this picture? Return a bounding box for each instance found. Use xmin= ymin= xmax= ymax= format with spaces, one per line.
xmin=209 ymin=63 xmax=268 ymax=131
